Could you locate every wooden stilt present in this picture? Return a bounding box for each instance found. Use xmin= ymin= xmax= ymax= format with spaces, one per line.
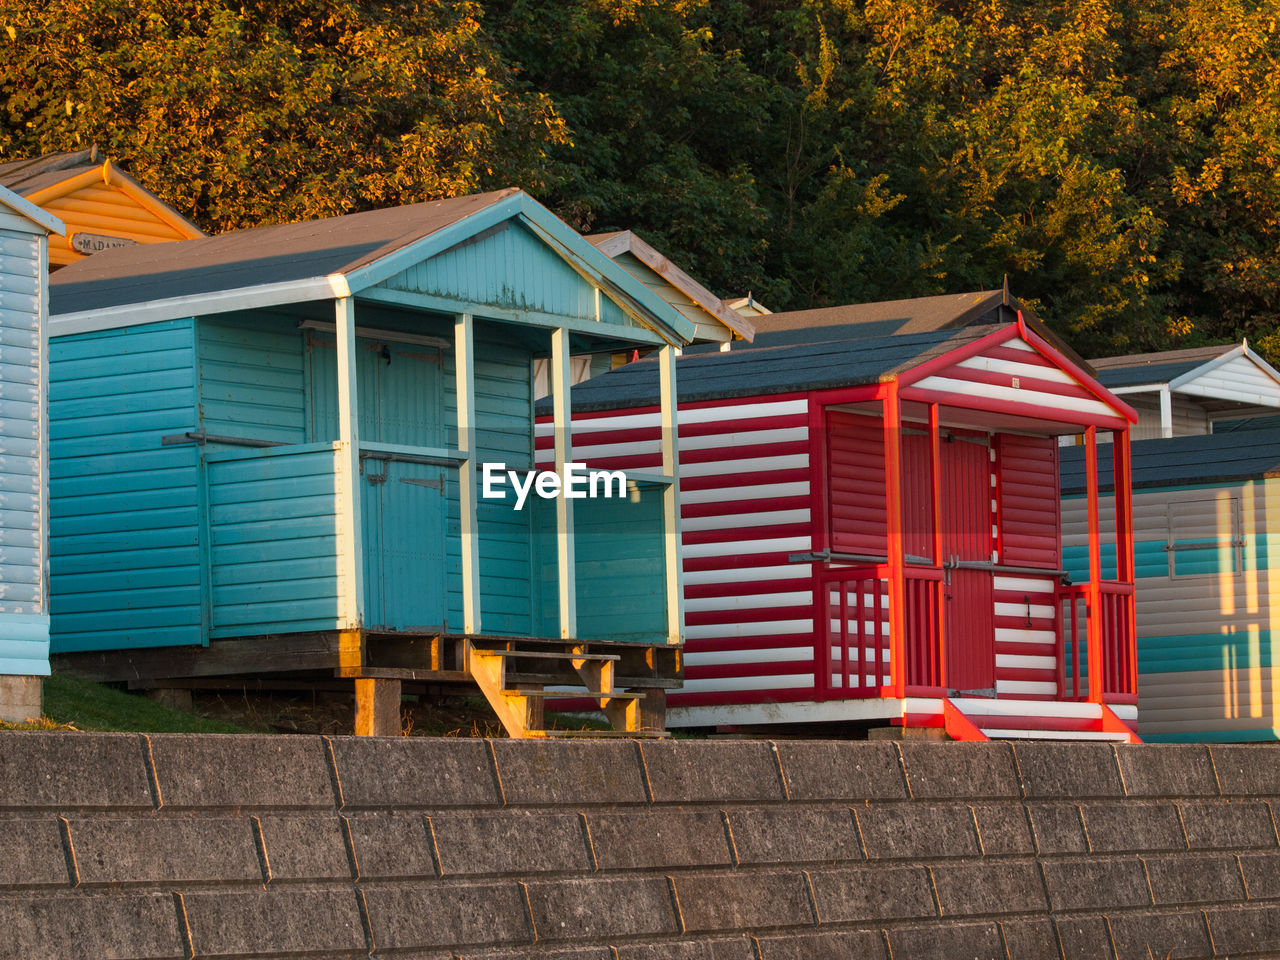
xmin=354 ymin=678 xmax=402 ymax=737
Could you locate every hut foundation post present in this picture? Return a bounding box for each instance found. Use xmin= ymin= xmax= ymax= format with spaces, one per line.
xmin=354 ymin=678 xmax=402 ymax=736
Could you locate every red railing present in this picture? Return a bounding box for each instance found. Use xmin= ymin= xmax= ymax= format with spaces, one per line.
xmin=1056 ymin=581 xmax=1136 ymax=701
xmin=1099 ymin=581 xmax=1136 ymax=697
xmin=1057 ymin=585 xmax=1087 ymax=700
xmin=822 ymin=566 xmax=943 ymax=698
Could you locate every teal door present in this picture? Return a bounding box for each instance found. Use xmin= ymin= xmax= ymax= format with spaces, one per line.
xmin=360 ymin=457 xmax=447 ymax=630
xmin=306 ymin=331 xmax=447 ymax=630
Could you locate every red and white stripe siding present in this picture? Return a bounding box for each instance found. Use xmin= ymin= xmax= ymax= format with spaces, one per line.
xmin=907 ymin=336 xmax=1122 ymax=424
xmin=537 ymin=396 xmax=818 ymax=705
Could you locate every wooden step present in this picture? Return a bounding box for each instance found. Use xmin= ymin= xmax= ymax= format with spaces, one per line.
xmin=472 ymin=649 xmax=621 ymax=662
xmin=502 ymin=689 xmax=643 ymax=700
xmin=506 ymin=671 xmax=675 ymax=689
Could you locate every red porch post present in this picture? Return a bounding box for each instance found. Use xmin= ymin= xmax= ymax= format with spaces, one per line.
xmin=929 ymin=401 xmax=945 ymax=688
xmin=1084 ymin=425 xmax=1103 ymax=702
xmin=1113 ymin=427 xmax=1137 ymax=695
xmin=883 ymin=381 xmax=907 ymax=697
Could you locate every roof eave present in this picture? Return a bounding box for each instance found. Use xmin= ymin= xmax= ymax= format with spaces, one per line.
xmin=50 ymin=275 xmax=352 ymax=337
xmin=0 ymin=183 xmax=65 ymax=236
xmin=613 ymin=232 xmax=757 ymax=341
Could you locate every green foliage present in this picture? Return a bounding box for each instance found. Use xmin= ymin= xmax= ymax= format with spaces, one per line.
xmin=0 ymin=0 xmax=567 ymax=230
xmin=5 ymin=0 xmax=1280 ymax=356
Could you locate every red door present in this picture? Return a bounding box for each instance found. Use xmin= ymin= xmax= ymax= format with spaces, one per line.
xmin=941 ymin=436 xmax=996 ymax=694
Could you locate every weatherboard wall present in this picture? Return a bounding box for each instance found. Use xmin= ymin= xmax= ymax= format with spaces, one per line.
xmin=0 ymin=217 xmax=49 ymax=675
xmin=48 ymin=318 xmax=204 ymax=654
xmin=375 ymin=220 xmax=635 ymax=331
xmin=613 ymin=250 xmax=728 ymax=343
xmin=1066 ymin=479 xmax=1280 ymax=742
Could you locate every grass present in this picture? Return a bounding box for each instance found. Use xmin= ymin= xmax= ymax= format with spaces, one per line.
xmin=27 ymin=673 xmax=251 ymax=734
xmin=0 ymin=675 xmax=677 ymax=737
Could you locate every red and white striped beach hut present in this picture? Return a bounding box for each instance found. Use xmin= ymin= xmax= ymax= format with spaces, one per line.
xmin=539 ymin=290 xmax=1143 ymax=740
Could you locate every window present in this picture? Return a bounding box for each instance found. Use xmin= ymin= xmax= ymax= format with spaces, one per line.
xmin=1167 ymin=497 xmax=1243 ymax=578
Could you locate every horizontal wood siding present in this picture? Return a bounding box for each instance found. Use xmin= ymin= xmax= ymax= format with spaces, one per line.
xmin=1125 ymin=394 xmax=1209 ymax=440
xmin=49 ymin=319 xmax=203 ymax=652
xmin=0 ymin=229 xmax=43 ymax=616
xmin=1064 ymin=478 xmax=1280 ymax=740
xmin=197 ymin=316 xmax=306 ymax=444
xmin=206 ymin=444 xmax=343 ymax=636
xmin=0 ymin=224 xmax=47 ymax=672
xmin=827 ymin=411 xmax=885 ymax=556
xmin=540 ymin=395 xmax=814 ymax=692
xmin=996 ymin=434 xmax=1060 ymax=569
xmin=1180 ymin=354 xmax=1280 ymax=407
xmin=614 ymin=251 xmax=726 ymax=342
xmin=43 ymin=183 xmax=192 ymax=266
xmin=911 ymin=335 xmax=1121 ymax=424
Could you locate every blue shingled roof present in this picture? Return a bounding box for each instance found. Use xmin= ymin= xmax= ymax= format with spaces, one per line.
xmin=1061 ymin=428 xmax=1280 ymax=494
xmin=544 ymin=323 xmax=1000 ymax=412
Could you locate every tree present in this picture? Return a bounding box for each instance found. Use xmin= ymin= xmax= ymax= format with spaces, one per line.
xmin=1 ymin=0 xmax=568 ymax=231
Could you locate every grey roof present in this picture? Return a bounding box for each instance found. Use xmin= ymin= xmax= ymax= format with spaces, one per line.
xmin=1213 ymin=414 xmax=1280 ymax=433
xmin=715 ymin=288 xmax=1093 ymax=375
xmin=1061 ymin=428 xmax=1280 ymax=494
xmin=541 ymin=324 xmax=999 ymax=412
xmin=750 ymin=289 xmax=1006 ymax=343
xmin=1089 ymin=344 xmax=1236 ymax=389
xmin=0 ymin=148 xmax=98 ymax=195
xmin=49 ymin=189 xmax=520 ymax=315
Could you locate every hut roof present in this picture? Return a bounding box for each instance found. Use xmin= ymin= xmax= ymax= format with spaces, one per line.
xmin=1061 ymin=427 xmax=1280 ymax=493
xmin=47 ymin=188 xmax=698 ymax=345
xmin=541 ymin=323 xmax=1002 ymax=411
xmin=587 ymin=230 xmax=755 ymax=342
xmin=1090 ymin=344 xmax=1239 ymax=389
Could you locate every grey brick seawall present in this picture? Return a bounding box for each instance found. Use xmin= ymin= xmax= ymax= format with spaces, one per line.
xmin=2 ymin=734 xmax=1280 ymax=959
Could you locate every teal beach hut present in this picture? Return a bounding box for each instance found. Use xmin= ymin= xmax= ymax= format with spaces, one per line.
xmin=1063 ymin=429 xmax=1280 ymax=742
xmin=45 ymin=189 xmax=694 ymax=736
xmin=0 ymin=184 xmax=63 ymax=722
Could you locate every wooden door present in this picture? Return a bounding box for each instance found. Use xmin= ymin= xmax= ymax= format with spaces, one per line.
xmin=941 ymin=436 xmax=996 ymax=693
xmin=307 ymin=333 xmax=447 ymax=630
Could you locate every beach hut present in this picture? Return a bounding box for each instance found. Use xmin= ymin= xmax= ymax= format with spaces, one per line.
xmin=1088 ymin=342 xmax=1280 ymax=439
xmin=544 ymin=290 xmax=1143 ymax=740
xmin=0 ymin=149 xmax=204 ymax=268
xmin=44 ymin=188 xmax=693 ymax=737
xmin=0 ymin=184 xmax=63 ymax=722
xmin=1062 ymin=429 xmax=1280 ymax=742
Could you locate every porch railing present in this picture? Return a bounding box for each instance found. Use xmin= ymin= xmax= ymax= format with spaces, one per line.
xmin=1056 ymin=581 xmax=1136 ymax=701
xmin=821 ymin=565 xmax=943 ymax=698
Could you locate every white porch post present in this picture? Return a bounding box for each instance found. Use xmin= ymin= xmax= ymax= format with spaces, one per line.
xmin=551 ymin=327 xmax=577 ymax=638
xmin=455 ymin=312 xmax=481 ymax=635
xmin=659 ymin=344 xmax=683 ymax=645
xmin=335 ymin=296 xmax=364 ymax=626
xmin=1159 ymin=386 xmax=1173 ymax=438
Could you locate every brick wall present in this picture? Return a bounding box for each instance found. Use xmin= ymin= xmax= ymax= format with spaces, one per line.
xmin=2 ymin=733 xmax=1279 ymax=959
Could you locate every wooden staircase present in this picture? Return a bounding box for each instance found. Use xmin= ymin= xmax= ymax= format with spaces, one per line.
xmin=465 ymin=641 xmax=670 ymax=739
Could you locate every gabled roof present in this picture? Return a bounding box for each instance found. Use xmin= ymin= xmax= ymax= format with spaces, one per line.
xmin=733 ymin=288 xmax=1094 ymax=375
xmin=1090 ymin=344 xmax=1238 ymax=388
xmin=587 ymin=231 xmax=754 ymax=342
xmin=752 ymin=289 xmax=1004 ymax=342
xmin=543 ymin=324 xmax=1001 ymax=411
xmin=48 ymin=189 xmax=698 ymax=345
xmin=0 ymin=183 xmax=64 ymax=236
xmin=1061 ymin=427 xmax=1280 ymax=493
xmin=0 ymin=148 xmax=205 ymax=265
xmin=0 ymin=149 xmax=102 ymax=194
